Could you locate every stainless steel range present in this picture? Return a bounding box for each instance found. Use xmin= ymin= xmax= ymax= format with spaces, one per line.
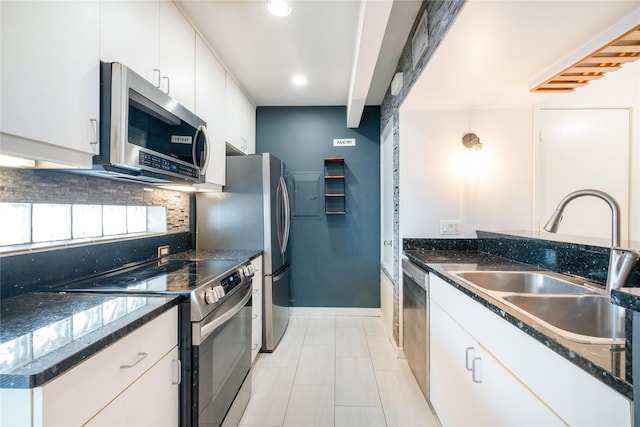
xmin=58 ymin=257 xmax=255 ymax=426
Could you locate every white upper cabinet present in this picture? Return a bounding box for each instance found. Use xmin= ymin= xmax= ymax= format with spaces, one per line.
xmin=100 ymin=0 xmax=160 ymax=84
xmin=194 ymin=34 xmax=226 ymax=188
xmin=240 ymin=90 xmax=257 ymax=154
xmin=101 ymin=0 xmax=195 ymax=110
xmin=159 ymin=0 xmax=195 ymax=110
xmin=0 ymin=0 xmax=99 ymax=168
xmin=225 ymin=75 xmax=256 ymax=155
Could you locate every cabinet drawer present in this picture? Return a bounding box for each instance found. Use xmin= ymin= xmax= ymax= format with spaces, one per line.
xmin=41 ymin=307 xmax=178 ymax=426
xmin=85 ymin=346 xmax=180 ymax=427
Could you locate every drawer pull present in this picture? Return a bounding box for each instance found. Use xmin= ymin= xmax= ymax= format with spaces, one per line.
xmin=472 ymin=357 xmax=482 ymax=383
xmin=172 ymin=359 xmax=182 ymax=385
xmin=152 ymin=69 xmax=161 ymax=88
xmin=120 ymin=352 xmax=148 ymax=369
xmin=252 ymin=314 xmax=259 ymax=320
xmin=465 ymin=347 xmax=474 ymax=371
xmin=252 ymin=344 xmax=259 ymax=350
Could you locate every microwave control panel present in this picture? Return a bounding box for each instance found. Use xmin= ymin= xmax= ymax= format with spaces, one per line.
xmin=139 ymin=151 xmax=199 ymax=179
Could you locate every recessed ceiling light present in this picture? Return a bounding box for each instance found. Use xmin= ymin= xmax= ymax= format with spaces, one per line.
xmin=266 ymin=0 xmax=292 ymax=17
xmin=292 ymin=75 xmax=307 ymax=86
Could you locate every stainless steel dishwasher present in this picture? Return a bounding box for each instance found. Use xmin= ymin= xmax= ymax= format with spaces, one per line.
xmin=402 ymin=257 xmax=429 ymax=398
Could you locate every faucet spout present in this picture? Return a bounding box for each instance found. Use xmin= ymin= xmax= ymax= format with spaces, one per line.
xmin=543 ymin=189 xmax=638 ymax=291
xmin=543 ymin=189 xmax=621 ymax=247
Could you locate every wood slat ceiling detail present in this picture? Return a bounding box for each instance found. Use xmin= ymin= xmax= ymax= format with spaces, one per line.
xmin=531 ymin=24 xmax=640 ymax=93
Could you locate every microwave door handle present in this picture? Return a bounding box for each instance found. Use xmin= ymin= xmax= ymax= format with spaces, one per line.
xmin=192 ymin=126 xmax=200 ymax=169
xmin=192 ymin=125 xmax=210 ymax=175
xmin=200 ymin=125 xmax=211 ymax=174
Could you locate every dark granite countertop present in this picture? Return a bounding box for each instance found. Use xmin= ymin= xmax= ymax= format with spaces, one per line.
xmin=404 ymin=250 xmax=632 ymax=399
xmin=0 ymin=292 xmax=179 ymax=389
xmin=613 ymin=288 xmax=640 ymax=312
xmin=168 ymin=249 xmax=262 ymax=262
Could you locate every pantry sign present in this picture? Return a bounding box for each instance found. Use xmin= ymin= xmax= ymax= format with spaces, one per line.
xmin=333 ymin=138 xmax=356 ymax=147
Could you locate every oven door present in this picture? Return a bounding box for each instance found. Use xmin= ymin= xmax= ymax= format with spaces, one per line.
xmin=192 ymin=281 xmax=252 ymax=426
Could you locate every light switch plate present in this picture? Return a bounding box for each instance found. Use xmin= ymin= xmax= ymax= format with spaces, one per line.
xmin=440 ymin=220 xmax=461 ymax=235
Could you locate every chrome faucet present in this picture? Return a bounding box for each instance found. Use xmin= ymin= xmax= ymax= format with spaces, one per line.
xmin=544 ymin=189 xmax=639 ymax=292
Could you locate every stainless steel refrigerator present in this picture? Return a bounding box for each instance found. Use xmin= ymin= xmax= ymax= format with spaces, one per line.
xmin=196 ymin=153 xmax=291 ymax=352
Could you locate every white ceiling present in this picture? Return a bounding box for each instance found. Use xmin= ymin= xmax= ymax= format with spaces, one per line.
xmin=176 ymin=0 xmax=422 ymax=110
xmin=402 ymin=0 xmax=640 ymax=111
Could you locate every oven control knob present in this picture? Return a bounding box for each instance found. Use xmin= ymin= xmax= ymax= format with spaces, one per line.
xmin=204 ymin=289 xmax=218 ymax=305
xmin=243 ymin=265 xmax=254 ymax=278
xmin=213 ymin=285 xmax=225 ymax=299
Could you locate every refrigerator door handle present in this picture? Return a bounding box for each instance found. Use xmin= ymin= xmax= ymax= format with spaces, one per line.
xmin=276 ymin=177 xmax=285 ymax=253
xmin=281 ymin=177 xmax=291 ymax=253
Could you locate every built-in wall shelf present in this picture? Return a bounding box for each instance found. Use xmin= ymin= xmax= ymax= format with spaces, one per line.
xmin=324 ymin=157 xmax=346 ymax=214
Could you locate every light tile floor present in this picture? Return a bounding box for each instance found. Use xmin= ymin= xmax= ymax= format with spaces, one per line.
xmin=239 ymin=315 xmax=439 ymax=427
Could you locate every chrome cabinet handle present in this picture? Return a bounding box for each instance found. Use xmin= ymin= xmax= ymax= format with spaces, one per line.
xmin=153 ymin=69 xmax=161 ymax=88
xmin=465 ymin=347 xmax=474 ymax=371
xmin=253 ymin=288 xmax=260 ymax=294
xmin=172 ymin=359 xmax=182 ymax=385
xmin=89 ymin=118 xmax=98 ymax=145
xmin=383 ymin=240 xmax=392 ymax=246
xmin=472 ymin=357 xmax=482 ymax=383
xmin=252 ymin=314 xmax=259 ymax=320
xmin=120 ymin=352 xmax=148 ymax=369
xmin=162 ymin=76 xmax=170 ymax=94
xmin=252 ymin=344 xmax=259 ymax=350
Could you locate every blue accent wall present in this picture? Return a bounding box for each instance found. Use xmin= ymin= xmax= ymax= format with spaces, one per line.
xmin=256 ymin=106 xmax=381 ymax=308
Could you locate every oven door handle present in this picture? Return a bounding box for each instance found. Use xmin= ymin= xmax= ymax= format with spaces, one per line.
xmin=198 ymin=287 xmax=252 ymax=344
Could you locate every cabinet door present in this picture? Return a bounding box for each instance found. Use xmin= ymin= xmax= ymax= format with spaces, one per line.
xmin=225 ymin=75 xmax=243 ymax=152
xmin=86 ymin=346 xmax=180 ymax=427
xmin=100 ymin=0 xmax=160 ymax=84
xmin=225 ymin=76 xmax=256 ymax=155
xmin=194 ymin=35 xmax=226 ymax=187
xmin=1 ymin=1 xmax=99 ymax=164
xmin=430 ymin=302 xmax=477 ymax=426
xmin=240 ymin=93 xmax=256 ymax=154
xmin=159 ymin=0 xmax=195 ymax=110
xmin=430 ymin=302 xmax=563 ymax=426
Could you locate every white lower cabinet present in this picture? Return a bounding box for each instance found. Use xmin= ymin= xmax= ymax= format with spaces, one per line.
xmin=429 ymin=274 xmax=632 ymax=426
xmin=430 ymin=302 xmax=563 ymax=426
xmin=251 ymin=255 xmax=264 ymax=362
xmin=1 ymin=307 xmax=179 ymax=427
xmin=86 ymin=346 xmax=180 ymax=427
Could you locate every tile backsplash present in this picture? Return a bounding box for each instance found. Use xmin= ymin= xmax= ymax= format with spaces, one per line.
xmin=0 ymin=168 xmax=191 ymax=233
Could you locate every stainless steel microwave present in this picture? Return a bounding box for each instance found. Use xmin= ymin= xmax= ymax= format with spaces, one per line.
xmin=93 ymin=62 xmax=209 ymax=184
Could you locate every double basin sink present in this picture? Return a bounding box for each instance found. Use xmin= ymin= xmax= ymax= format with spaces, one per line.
xmin=449 ymin=271 xmax=625 ymax=345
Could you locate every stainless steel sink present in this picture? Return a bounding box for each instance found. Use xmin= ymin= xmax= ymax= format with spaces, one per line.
xmin=449 ymin=270 xmax=623 ymax=344
xmin=451 ymin=271 xmax=593 ymax=294
xmin=502 ymin=294 xmax=625 ymax=344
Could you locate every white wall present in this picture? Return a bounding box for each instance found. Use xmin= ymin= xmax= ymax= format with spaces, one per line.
xmin=535 ymin=61 xmax=640 ymax=242
xmin=399 ymin=61 xmax=639 ymax=243
xmin=399 ymin=108 xmax=533 ymax=239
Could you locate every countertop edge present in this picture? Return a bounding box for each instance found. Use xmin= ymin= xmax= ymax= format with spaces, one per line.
xmin=404 ymin=251 xmax=633 ymax=400
xmin=0 ymin=296 xmax=181 ymax=389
